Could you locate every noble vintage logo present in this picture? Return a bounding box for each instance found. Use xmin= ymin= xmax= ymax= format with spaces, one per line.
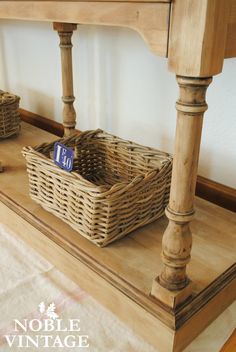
xmin=4 ymin=302 xmax=89 ymax=349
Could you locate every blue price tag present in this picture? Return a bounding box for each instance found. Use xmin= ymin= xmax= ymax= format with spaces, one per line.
xmin=53 ymin=142 xmax=74 ymax=172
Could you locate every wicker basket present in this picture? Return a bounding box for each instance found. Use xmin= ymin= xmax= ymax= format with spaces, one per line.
xmin=22 ymin=129 xmax=172 ymax=247
xmin=0 ymin=90 xmax=20 ymax=139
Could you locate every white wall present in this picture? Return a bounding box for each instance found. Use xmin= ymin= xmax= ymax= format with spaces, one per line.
xmin=0 ymin=20 xmax=235 ymax=188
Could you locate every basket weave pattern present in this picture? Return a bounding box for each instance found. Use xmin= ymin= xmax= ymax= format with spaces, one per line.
xmin=0 ymin=91 xmax=20 ymax=139
xmin=23 ymin=129 xmax=172 ymax=247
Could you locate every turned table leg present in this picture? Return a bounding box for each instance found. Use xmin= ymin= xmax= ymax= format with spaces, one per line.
xmin=53 ymin=22 xmax=77 ymax=137
xmin=151 ymin=75 xmax=212 ymax=308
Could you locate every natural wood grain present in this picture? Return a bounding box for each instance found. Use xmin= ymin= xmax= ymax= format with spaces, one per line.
xmin=229 ymin=0 xmax=236 ymax=24
xmin=53 ymin=22 xmax=77 ymax=136
xmin=225 ymin=0 xmax=236 ymax=57
xmin=169 ymin=77 xmax=212 ymax=213
xmin=151 ymin=76 xmax=212 ymax=307
xmin=0 ymin=122 xmax=235 ymax=352
xmin=1 ymin=1 xmax=236 ymax=63
xmin=220 ymin=329 xmax=236 ymax=352
xmin=0 ymin=1 xmax=170 ymax=57
xmin=225 ymin=23 xmax=236 ymax=58
xmin=168 ymin=0 xmax=230 ymax=76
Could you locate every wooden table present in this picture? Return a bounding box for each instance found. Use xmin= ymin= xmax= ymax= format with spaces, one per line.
xmin=0 ymin=1 xmax=235 ymax=351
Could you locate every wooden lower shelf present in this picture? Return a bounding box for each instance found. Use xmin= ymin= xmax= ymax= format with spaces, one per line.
xmin=0 ymin=122 xmax=235 ymax=352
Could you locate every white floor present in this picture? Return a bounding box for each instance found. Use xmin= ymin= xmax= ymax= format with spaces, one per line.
xmin=0 ymin=224 xmax=235 ymax=352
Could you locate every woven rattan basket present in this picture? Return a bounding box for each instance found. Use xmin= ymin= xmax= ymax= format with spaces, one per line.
xmin=22 ymin=129 xmax=172 ymax=247
xmin=0 ymin=90 xmax=20 ymax=139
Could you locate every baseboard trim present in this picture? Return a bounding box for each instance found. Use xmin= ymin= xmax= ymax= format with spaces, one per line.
xmin=20 ymin=108 xmax=236 ymax=212
xmin=196 ymin=176 xmax=236 ymax=212
xmin=20 ymin=108 xmax=64 ymax=137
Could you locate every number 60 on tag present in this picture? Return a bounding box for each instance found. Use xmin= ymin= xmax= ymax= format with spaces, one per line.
xmin=53 ymin=142 xmax=74 ymax=172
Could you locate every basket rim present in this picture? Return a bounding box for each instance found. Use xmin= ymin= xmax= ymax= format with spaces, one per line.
xmin=0 ymin=91 xmax=20 ymax=106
